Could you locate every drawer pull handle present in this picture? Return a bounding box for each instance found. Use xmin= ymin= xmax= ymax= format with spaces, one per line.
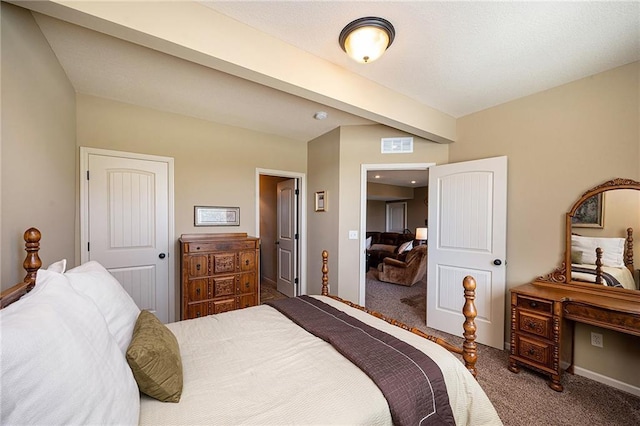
xmin=528 ymin=348 xmax=535 ymax=355
xmin=245 ymin=282 xmax=250 ymax=289
xmin=245 ymin=259 xmax=250 ymax=266
xmin=196 ymin=311 xmax=201 ymax=317
xmin=196 ymin=246 xmax=200 ymax=250
xmin=196 ymin=288 xmax=201 ymax=295
xmin=529 ymin=301 xmax=538 ymax=308
xmin=196 ymin=264 xmax=201 ymax=271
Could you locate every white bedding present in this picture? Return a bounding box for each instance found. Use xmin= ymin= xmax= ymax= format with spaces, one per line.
xmin=139 ymin=296 xmax=501 ymax=425
xmin=572 ymin=263 xmax=637 ymax=290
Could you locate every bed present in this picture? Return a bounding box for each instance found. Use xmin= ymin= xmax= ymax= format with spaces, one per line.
xmin=1 ymin=228 xmax=501 ymax=425
xmin=571 ymin=228 xmax=636 ymax=290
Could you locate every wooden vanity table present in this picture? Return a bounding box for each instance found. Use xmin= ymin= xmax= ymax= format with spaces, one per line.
xmin=508 ymin=178 xmax=640 ymax=391
xmin=509 ymin=279 xmax=640 ymax=391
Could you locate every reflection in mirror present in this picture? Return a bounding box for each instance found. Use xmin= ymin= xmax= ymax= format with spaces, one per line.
xmin=566 ymin=180 xmax=640 ymax=292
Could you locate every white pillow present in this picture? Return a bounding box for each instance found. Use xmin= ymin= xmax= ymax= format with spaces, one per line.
xmin=46 ymin=259 xmax=67 ymax=273
xmin=365 ymin=236 xmax=373 ymax=250
xmin=571 ymin=235 xmax=625 ymax=268
xmin=398 ymin=240 xmax=414 ymax=254
xmin=0 ymin=269 xmax=140 ymax=425
xmin=65 ymin=261 xmax=141 ymax=354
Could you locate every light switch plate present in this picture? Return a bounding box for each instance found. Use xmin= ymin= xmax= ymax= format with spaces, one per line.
xmin=348 ymin=230 xmax=358 ymax=239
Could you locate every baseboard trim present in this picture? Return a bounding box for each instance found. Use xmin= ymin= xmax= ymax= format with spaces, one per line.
xmin=570 ymin=366 xmax=640 ymax=397
xmin=505 ymin=344 xmax=639 ymax=397
xmin=262 ymin=277 xmax=277 ymax=287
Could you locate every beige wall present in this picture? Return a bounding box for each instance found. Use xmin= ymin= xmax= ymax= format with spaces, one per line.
xmin=367 ymin=182 xmax=413 ymax=200
xmin=452 ymin=61 xmax=640 ymax=387
xmin=76 ymin=94 xmax=306 ymax=237
xmin=307 ymin=129 xmax=341 ymax=295
xmin=407 ymin=186 xmax=428 ymax=232
xmin=336 ymin=125 xmax=448 ymax=301
xmin=1 ymin=4 xmax=77 ymax=288
xmin=366 ymin=200 xmax=386 ymax=232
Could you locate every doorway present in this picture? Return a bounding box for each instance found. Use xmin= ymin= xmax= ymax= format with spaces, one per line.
xmin=359 ymin=163 xmax=434 ymax=305
xmin=256 ymin=169 xmax=306 ymax=302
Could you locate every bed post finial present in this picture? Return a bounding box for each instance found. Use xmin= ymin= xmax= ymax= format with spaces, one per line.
xmin=23 ymin=228 xmax=42 ymax=289
xmin=321 ymin=250 xmax=329 ymax=296
xmin=595 ymin=247 xmax=603 ymax=284
xmin=462 ymin=275 xmax=478 ymax=378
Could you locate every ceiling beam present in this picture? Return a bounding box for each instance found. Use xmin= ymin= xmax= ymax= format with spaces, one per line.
xmin=15 ymin=0 xmax=456 ymax=143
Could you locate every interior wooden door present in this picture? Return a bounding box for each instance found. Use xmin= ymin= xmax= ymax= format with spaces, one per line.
xmin=427 ymin=156 xmax=507 ymax=349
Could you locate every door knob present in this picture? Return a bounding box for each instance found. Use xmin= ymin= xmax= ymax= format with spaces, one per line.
xmin=493 ymin=259 xmax=502 ymax=266
xmin=159 ymin=253 xmax=166 ymax=259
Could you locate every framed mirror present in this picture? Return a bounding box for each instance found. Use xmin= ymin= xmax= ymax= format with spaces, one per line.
xmin=550 ymin=178 xmax=640 ymax=296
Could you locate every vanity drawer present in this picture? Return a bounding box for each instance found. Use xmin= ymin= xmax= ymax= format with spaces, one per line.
xmin=516 ymin=335 xmax=552 ymax=368
xmin=517 ymin=311 xmax=552 ymax=339
xmin=516 ymin=295 xmax=553 ymax=315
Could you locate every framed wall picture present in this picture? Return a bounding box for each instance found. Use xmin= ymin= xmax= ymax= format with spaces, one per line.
xmin=571 ymin=193 xmax=604 ymax=228
xmin=194 ymin=206 xmax=240 ymax=226
xmin=315 ymin=191 xmax=326 ymax=212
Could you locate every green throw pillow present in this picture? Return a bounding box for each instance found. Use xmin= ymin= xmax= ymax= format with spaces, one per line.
xmin=126 ymin=310 xmax=183 ymax=402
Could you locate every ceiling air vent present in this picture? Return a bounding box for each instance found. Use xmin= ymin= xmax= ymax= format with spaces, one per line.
xmin=381 ymin=137 xmax=413 ymax=154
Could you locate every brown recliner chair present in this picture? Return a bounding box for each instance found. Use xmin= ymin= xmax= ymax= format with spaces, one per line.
xmin=377 ymin=244 xmax=427 ymax=287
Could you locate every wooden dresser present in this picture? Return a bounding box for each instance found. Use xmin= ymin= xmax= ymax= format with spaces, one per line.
xmin=179 ymin=233 xmax=260 ymax=320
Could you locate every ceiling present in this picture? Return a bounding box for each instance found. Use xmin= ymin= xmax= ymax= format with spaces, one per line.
xmin=25 ymin=1 xmax=639 ymax=145
xmin=367 ymin=169 xmax=428 ymax=189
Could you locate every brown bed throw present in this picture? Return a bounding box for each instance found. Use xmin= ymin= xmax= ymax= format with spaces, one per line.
xmin=267 ymin=296 xmax=455 ymax=426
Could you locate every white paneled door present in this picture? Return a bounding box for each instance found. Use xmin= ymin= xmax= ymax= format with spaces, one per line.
xmin=386 ymin=202 xmax=408 ymax=232
xmin=427 ymin=156 xmax=507 ymax=349
xmin=82 ymin=148 xmax=173 ymax=323
xmin=277 ymin=178 xmax=297 ymax=297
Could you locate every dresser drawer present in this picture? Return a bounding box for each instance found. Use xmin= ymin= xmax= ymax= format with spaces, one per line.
xmin=186 ymin=302 xmax=209 ymax=320
xmin=212 ymin=298 xmax=236 ymax=314
xmin=237 ymin=294 xmax=257 ymax=310
xmin=516 ymin=335 xmax=552 ymax=368
xmin=239 ymin=251 xmax=257 ymax=272
xmin=186 ymin=279 xmax=210 ymax=302
xmin=236 ymin=273 xmax=256 ymax=295
xmin=516 ymin=295 xmax=553 ymax=315
xmin=185 ymin=240 xmax=256 ymax=253
xmin=187 ymin=255 xmax=209 ymax=277
xmin=517 ymin=311 xmax=552 ymax=339
xmin=212 ymin=253 xmax=236 ymax=274
xmin=212 ymin=276 xmax=235 ymax=297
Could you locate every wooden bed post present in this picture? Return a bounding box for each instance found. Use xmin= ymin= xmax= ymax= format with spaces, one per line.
xmin=23 ymin=227 xmax=42 ymax=288
xmin=321 ymin=250 xmax=329 ymax=296
xmin=462 ymin=275 xmax=478 ymax=378
xmin=594 ymin=247 xmax=603 ymax=285
xmin=0 ymin=227 xmax=42 ymax=308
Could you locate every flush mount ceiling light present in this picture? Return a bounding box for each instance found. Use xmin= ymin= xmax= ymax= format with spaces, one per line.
xmin=339 ymin=17 xmax=395 ymax=64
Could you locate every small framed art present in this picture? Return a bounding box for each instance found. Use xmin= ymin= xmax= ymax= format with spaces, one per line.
xmin=315 ymin=191 xmax=326 ymax=212
xmin=571 ymin=193 xmax=604 ymax=228
xmin=194 ymin=206 xmax=240 ymax=226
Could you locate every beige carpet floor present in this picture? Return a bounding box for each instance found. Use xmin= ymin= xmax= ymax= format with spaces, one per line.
xmin=364 ymin=268 xmax=640 ymax=426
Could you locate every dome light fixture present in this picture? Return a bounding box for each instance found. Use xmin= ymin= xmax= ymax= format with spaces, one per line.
xmin=339 ymin=17 xmax=395 ymax=64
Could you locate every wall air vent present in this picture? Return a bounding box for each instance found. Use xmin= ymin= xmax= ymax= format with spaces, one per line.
xmin=381 ymin=137 xmax=413 ymax=154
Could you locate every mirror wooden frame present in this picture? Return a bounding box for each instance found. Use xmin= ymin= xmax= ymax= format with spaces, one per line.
xmin=538 ymin=177 xmax=640 ymax=301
